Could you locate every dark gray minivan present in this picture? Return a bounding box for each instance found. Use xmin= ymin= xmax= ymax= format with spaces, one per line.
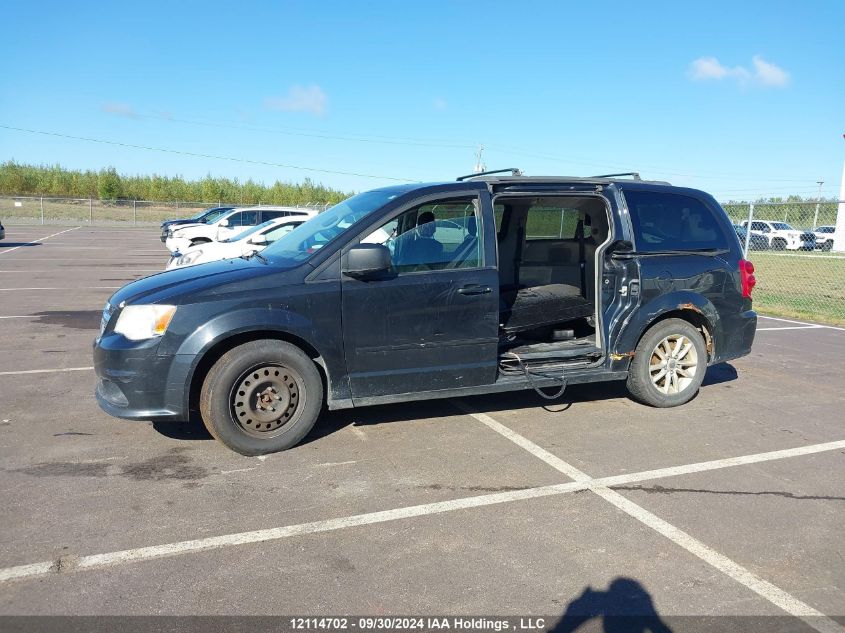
xmin=94 ymin=173 xmax=757 ymax=455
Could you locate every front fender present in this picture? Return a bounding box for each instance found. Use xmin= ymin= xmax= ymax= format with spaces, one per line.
xmin=612 ymin=291 xmax=721 ymax=368
xmin=166 ymin=307 xmax=349 ymax=415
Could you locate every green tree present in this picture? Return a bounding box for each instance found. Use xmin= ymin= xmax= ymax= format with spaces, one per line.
xmin=97 ymin=167 xmax=124 ymax=200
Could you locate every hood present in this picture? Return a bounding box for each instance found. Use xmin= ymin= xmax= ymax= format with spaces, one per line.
xmin=162 ymin=218 xmax=199 ymax=228
xmin=108 ymin=257 xmax=292 ymax=307
xmin=170 ymin=222 xmax=206 ymax=234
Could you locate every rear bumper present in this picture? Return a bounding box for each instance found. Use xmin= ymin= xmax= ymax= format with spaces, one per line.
xmin=93 ymin=336 xmax=190 ymax=421
xmin=714 ymin=309 xmax=757 ymax=363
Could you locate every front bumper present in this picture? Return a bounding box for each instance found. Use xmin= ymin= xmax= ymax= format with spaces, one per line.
xmin=93 ymin=335 xmax=191 ymax=421
xmin=165 ymin=236 xmax=191 ymax=254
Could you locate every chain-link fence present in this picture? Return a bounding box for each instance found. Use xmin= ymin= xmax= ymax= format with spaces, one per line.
xmin=0 ymin=196 xmax=331 ymax=226
xmin=724 ymin=201 xmax=845 ymax=325
xmin=2 ymin=194 xmax=844 ymax=325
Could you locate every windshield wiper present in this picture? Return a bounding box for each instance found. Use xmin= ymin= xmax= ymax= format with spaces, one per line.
xmin=240 ymin=250 xmax=269 ymax=264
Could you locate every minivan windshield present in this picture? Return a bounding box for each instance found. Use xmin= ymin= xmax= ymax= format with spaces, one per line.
xmin=260 ymin=188 xmax=410 ymax=265
xmin=202 ymin=208 xmax=231 ymax=224
xmin=222 ymin=220 xmax=275 ymax=243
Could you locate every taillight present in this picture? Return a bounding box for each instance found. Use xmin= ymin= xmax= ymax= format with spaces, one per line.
xmin=740 ymin=259 xmax=756 ymax=298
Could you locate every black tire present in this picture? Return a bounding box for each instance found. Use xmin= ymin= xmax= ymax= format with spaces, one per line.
xmin=626 ymin=318 xmax=707 ymax=408
xmin=199 ymin=340 xmax=323 ymax=455
xmin=190 ymin=238 xmax=212 ymax=247
xmin=822 ymin=241 xmax=833 ymax=252
xmin=771 ymin=239 xmax=786 ymax=251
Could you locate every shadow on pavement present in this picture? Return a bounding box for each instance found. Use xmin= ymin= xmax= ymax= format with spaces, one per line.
xmin=151 ymin=363 xmax=737 ymax=447
xmin=551 ymin=577 xmax=672 ymax=632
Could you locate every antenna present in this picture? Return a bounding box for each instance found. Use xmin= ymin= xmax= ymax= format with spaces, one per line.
xmin=473 ymin=144 xmax=486 ymax=174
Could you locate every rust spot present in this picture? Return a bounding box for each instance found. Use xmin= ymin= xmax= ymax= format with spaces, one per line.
xmin=610 ymin=351 xmax=635 ymax=361
xmin=678 ymin=303 xmax=703 ymax=314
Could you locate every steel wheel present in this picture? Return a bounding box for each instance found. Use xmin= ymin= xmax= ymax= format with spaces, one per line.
xmin=230 ymin=364 xmax=302 ymax=439
xmin=649 ymin=335 xmax=699 ymax=395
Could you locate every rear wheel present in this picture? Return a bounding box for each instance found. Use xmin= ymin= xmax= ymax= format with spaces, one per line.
xmin=199 ymin=340 xmax=323 ymax=455
xmin=822 ymin=241 xmax=833 ymax=252
xmin=626 ymin=318 xmax=707 ymax=408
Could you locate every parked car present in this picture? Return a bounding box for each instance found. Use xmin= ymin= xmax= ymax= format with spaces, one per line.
xmin=160 ymin=206 xmax=235 ymax=242
xmin=732 ymin=224 xmax=768 ymax=251
xmin=0 ymin=218 xmax=5 ymax=240
xmin=166 ymin=215 xmax=314 ymax=270
xmin=95 ymin=171 xmax=757 ymax=455
xmin=813 ymin=225 xmax=835 ymax=251
xmin=164 ymin=206 xmax=313 ymax=253
xmin=739 ymin=220 xmax=815 ymax=251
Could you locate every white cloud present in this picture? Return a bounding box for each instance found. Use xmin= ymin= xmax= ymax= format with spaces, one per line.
xmin=687 ymin=55 xmax=789 ymax=88
xmin=432 ymin=97 xmax=448 ymax=111
xmin=264 ymin=84 xmax=328 ymax=117
xmin=751 ymin=55 xmax=790 ymax=87
xmin=101 ymin=102 xmax=140 ymax=118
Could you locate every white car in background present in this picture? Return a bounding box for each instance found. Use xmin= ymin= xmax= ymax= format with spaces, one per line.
xmin=164 ymin=205 xmax=314 ymax=253
xmin=813 ymin=225 xmax=835 ymax=251
xmin=740 ymin=220 xmax=816 ymax=251
xmin=167 ymin=216 xmax=313 ymax=270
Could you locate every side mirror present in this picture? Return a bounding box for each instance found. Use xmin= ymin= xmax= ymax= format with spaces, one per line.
xmin=606 ymin=239 xmax=634 ymax=254
xmin=343 ymin=243 xmax=392 ymax=279
xmin=219 ymin=219 xmax=229 ymax=227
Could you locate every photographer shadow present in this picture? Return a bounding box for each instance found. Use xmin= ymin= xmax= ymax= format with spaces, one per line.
xmin=551 ymin=577 xmax=672 ymax=633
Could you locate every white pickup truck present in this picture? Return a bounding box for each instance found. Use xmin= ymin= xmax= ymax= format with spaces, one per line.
xmin=164 ymin=205 xmax=315 ymax=253
xmin=740 ymin=220 xmax=816 ymax=251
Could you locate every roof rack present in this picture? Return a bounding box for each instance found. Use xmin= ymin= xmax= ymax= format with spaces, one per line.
xmin=591 ymin=172 xmax=641 ymax=180
xmin=457 ymin=167 xmax=522 ymax=181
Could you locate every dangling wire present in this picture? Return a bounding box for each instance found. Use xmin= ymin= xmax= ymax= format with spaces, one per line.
xmin=501 ymin=352 xmax=568 ymax=400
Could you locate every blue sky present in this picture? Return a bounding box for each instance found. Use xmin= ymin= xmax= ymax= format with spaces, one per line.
xmin=1 ymin=0 xmax=843 ymax=201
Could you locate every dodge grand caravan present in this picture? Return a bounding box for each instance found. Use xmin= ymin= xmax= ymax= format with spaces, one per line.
xmin=94 ymin=171 xmax=757 ymax=455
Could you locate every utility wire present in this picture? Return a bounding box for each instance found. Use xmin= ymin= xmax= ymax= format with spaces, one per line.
xmin=0 ymin=125 xmax=421 ymax=183
xmin=125 ymin=112 xmax=476 ymax=149
xmin=106 ymin=109 xmax=823 ymax=186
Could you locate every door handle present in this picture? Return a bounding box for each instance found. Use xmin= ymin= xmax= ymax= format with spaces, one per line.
xmin=457 ymin=284 xmax=492 ymax=295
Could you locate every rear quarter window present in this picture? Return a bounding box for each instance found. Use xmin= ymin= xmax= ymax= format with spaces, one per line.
xmin=624 ymin=190 xmax=730 ymax=252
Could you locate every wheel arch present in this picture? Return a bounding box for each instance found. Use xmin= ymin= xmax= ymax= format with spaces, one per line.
xmin=186 ymin=329 xmax=329 ymax=417
xmin=613 ymin=294 xmax=720 ymax=369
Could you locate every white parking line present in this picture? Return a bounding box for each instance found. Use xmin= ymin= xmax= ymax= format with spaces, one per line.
xmin=0 ymin=287 xmax=120 ymax=291
xmin=458 ymin=405 xmax=844 ymax=633
xmin=1 ymin=437 xmax=844 ymax=586
xmin=0 ymin=367 xmax=94 ymax=376
xmin=0 ymin=227 xmax=81 ymax=255
xmin=756 ymin=326 xmax=823 ymax=331
xmin=758 ymin=315 xmax=845 ymax=332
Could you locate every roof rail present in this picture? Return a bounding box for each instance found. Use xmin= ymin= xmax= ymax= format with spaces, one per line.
xmin=457 ymin=167 xmax=522 ymax=181
xmin=592 ymin=172 xmax=641 ymax=180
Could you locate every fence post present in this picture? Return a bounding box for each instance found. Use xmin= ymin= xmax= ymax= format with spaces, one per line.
xmin=89 ymin=198 xmax=93 ymax=224
xmin=40 ymin=196 xmax=44 ymax=225
xmin=133 ymin=200 xmax=137 ymax=226
xmin=743 ymin=203 xmax=755 ymax=259
xmin=813 ymin=201 xmax=821 ymax=230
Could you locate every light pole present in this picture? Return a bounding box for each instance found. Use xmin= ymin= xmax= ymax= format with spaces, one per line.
xmin=812 ymin=178 xmax=824 ymax=230
xmin=832 ymin=145 xmax=845 ymax=253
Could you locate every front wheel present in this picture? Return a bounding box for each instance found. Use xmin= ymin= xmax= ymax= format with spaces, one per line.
xmin=626 ymin=318 xmax=707 ymax=408
xmin=200 ymin=340 xmax=324 ymax=455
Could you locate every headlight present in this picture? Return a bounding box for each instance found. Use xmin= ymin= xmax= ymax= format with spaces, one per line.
xmin=113 ymin=305 xmax=177 ymax=341
xmin=176 ymin=250 xmax=202 ymax=266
